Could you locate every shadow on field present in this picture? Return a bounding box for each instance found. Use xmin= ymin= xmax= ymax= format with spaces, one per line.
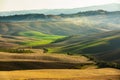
xmin=0 ymin=61 xmax=92 ymax=71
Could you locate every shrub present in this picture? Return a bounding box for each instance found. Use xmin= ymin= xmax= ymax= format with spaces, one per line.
xmin=67 ymin=52 xmax=73 ymax=55
xmin=96 ymin=61 xmax=120 ymax=69
xmin=0 ymin=48 xmax=33 ymax=53
xmin=43 ymin=48 xmax=48 ymax=53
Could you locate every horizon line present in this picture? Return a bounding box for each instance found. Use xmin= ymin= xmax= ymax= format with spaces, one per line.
xmin=0 ymin=3 xmax=119 ymax=12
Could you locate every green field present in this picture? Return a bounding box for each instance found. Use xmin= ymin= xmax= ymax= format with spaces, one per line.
xmin=18 ymin=31 xmax=65 ymax=46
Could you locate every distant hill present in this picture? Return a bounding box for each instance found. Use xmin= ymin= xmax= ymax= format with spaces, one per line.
xmin=0 ymin=10 xmax=120 ymax=21
xmin=0 ymin=3 xmax=119 ymax=16
xmin=0 ymin=11 xmax=120 ymax=36
xmin=0 ymin=14 xmax=47 ymax=21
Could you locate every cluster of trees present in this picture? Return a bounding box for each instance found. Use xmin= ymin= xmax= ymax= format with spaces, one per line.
xmin=60 ymin=10 xmax=120 ymax=18
xmin=96 ymin=61 xmax=120 ymax=69
xmin=43 ymin=48 xmax=48 ymax=53
xmin=82 ymin=54 xmax=120 ymax=69
xmin=0 ymin=14 xmax=47 ymax=21
xmin=0 ymin=48 xmax=33 ymax=53
xmin=1 ymin=10 xmax=120 ymax=22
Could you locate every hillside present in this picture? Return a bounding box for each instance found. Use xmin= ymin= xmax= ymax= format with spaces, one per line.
xmin=0 ymin=51 xmax=119 ymax=80
xmin=46 ymin=30 xmax=120 ymax=64
xmin=0 ymin=2 xmax=120 ymax=80
xmin=0 ymin=35 xmax=39 ymax=49
xmin=0 ymin=11 xmax=120 ymax=36
xmin=0 ymin=33 xmax=64 ymax=50
xmin=0 ymin=51 xmax=94 ymax=70
xmin=95 ymin=49 xmax=120 ymax=64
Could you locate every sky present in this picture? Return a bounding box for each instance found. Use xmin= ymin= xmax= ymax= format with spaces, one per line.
xmin=0 ymin=0 xmax=119 ymax=12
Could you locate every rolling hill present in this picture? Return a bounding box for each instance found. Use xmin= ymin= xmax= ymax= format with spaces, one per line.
xmin=95 ymin=49 xmax=120 ymax=64
xmin=0 ymin=32 xmax=64 ymax=50
xmin=0 ymin=10 xmax=120 ymax=65
xmin=0 ymin=3 xmax=120 ymax=80
xmin=0 ymin=51 xmax=119 ymax=80
xmin=46 ymin=30 xmax=120 ymax=64
xmin=0 ymin=51 xmax=94 ymax=70
xmin=0 ymin=11 xmax=120 ymax=36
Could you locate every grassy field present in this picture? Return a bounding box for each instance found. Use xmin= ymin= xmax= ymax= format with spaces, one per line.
xmin=0 ymin=50 xmax=119 ymax=80
xmin=18 ymin=31 xmax=65 ymax=40
xmin=0 ymin=68 xmax=119 ymax=80
xmin=0 ymin=31 xmax=65 ymax=48
xmin=0 ymin=51 xmax=94 ymax=71
xmin=18 ymin=31 xmax=65 ymax=46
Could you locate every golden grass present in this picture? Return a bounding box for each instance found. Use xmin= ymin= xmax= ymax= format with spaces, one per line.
xmin=0 ymin=51 xmax=92 ymax=63
xmin=0 ymin=50 xmax=119 ymax=80
xmin=0 ymin=68 xmax=119 ymax=80
xmin=0 ymin=51 xmax=95 ymax=71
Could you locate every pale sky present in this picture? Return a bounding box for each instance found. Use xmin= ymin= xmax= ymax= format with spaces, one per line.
xmin=0 ymin=0 xmax=119 ymax=11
